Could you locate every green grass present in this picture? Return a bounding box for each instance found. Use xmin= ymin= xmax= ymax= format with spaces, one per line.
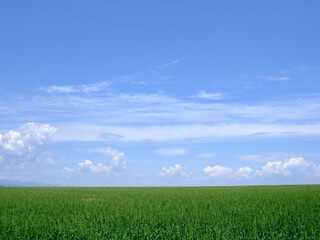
xmin=0 ymin=185 xmax=319 ymax=239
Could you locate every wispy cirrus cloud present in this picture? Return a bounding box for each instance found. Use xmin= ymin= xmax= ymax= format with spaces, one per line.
xmin=191 ymin=91 xmax=222 ymax=100
xmin=153 ymin=148 xmax=189 ymax=156
xmin=44 ymin=86 xmax=77 ymax=93
xmin=2 ymin=78 xmax=320 ymax=143
xmin=257 ymin=75 xmax=291 ymax=81
xmin=4 ymin=91 xmax=320 ymax=126
xmin=40 ymin=81 xmax=110 ymax=93
xmin=157 ymin=58 xmax=180 ymax=69
xmin=53 ymin=122 xmax=320 ymax=142
xmin=197 ymin=153 xmax=216 ymax=158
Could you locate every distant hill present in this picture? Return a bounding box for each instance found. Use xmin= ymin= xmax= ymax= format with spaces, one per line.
xmin=0 ymin=179 xmax=59 ymax=187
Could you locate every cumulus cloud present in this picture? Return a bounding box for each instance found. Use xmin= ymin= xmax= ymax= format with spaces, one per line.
xmin=79 ymin=160 xmax=110 ymax=174
xmin=233 ymin=167 xmax=253 ymax=178
xmin=94 ymin=147 xmax=126 ymax=173
xmin=153 ymin=148 xmax=189 ymax=156
xmin=203 ymin=165 xmax=233 ymax=177
xmin=0 ymin=123 xmax=57 ymax=166
xmin=255 ymin=157 xmax=317 ymax=177
xmin=95 ymin=147 xmax=123 ymax=156
xmin=203 ymin=165 xmax=253 ymax=178
xmin=203 ymin=157 xmax=320 ymax=179
xmin=68 ymin=147 xmax=126 ymax=175
xmin=159 ymin=164 xmax=191 ymax=177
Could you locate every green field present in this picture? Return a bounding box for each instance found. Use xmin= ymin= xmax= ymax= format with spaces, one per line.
xmin=0 ymin=185 xmax=319 ymax=239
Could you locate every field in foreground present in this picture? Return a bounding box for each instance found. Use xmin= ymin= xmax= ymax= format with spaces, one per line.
xmin=0 ymin=185 xmax=319 ymax=239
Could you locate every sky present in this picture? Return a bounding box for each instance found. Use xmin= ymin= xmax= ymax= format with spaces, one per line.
xmin=1 ymin=0 xmax=320 ymax=186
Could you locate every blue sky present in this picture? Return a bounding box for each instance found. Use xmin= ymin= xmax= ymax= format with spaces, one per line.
xmin=1 ymin=1 xmax=320 ymax=186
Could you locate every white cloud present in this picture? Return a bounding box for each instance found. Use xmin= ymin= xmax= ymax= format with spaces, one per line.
xmin=315 ymin=165 xmax=320 ymax=176
xmin=67 ymin=147 xmax=126 ymax=175
xmin=233 ymin=167 xmax=253 ymax=178
xmin=6 ymin=87 xmax=320 ymax=126
xmin=4 ymin=79 xmax=320 ymax=143
xmin=192 ymin=91 xmax=222 ymax=100
xmin=0 ymin=123 xmax=57 ymax=166
xmin=258 ymin=76 xmax=291 ymax=81
xmin=45 ymin=86 xmax=77 ymax=93
xmin=197 ymin=152 xmax=215 ymax=158
xmin=95 ymin=147 xmax=123 ymax=157
xmin=157 ymin=58 xmax=180 ymax=68
xmin=54 ymin=122 xmax=320 ymax=142
xmin=63 ymin=167 xmax=75 ymax=172
xmin=159 ymin=164 xmax=191 ymax=177
xmin=93 ymin=147 xmax=126 ymax=173
xmin=81 ymin=82 xmax=110 ymax=93
xmin=41 ymin=81 xmax=110 ymax=94
xmin=79 ymin=160 xmax=110 ymax=174
xmin=203 ymin=165 xmax=233 ymax=178
xmin=117 ymin=93 xmax=176 ymax=103
xmin=204 ymin=157 xmax=320 ymax=179
xmin=153 ymin=148 xmax=189 ymax=156
xmin=255 ymin=157 xmax=315 ymax=177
